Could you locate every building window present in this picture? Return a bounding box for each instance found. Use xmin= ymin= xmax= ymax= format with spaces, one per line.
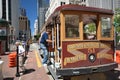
xmin=8 ymin=0 xmax=11 ymax=22
xmin=61 ymin=2 xmax=65 ymax=6
xmin=2 ymin=0 xmax=6 ymax=19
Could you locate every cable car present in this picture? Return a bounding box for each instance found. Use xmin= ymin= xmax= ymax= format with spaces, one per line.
xmin=40 ymin=4 xmax=118 ymax=80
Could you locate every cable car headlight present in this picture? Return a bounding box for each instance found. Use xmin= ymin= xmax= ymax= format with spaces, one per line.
xmin=88 ymin=53 xmax=96 ymax=63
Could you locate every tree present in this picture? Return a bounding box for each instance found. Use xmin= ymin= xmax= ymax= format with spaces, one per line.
xmin=114 ymin=8 xmax=120 ymax=32
xmin=88 ymin=23 xmax=96 ymax=34
xmin=114 ymin=8 xmax=120 ymax=45
xmin=34 ymin=34 xmax=40 ymax=41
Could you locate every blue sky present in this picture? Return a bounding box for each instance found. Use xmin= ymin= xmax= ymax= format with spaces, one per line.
xmin=20 ymin=0 xmax=37 ymax=36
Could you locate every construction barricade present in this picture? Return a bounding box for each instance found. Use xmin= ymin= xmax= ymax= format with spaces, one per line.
xmin=116 ymin=50 xmax=120 ymax=64
xmin=8 ymin=52 xmax=17 ymax=67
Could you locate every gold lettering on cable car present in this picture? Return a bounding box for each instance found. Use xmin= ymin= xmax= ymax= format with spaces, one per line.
xmin=88 ymin=48 xmax=95 ymax=53
xmin=64 ymin=42 xmax=113 ymax=66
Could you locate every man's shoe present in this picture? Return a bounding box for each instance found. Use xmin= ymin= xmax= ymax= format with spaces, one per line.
xmin=43 ymin=64 xmax=47 ymax=66
xmin=47 ymin=61 xmax=52 ymax=65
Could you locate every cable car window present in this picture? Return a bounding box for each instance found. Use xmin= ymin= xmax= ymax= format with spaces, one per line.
xmin=65 ymin=15 xmax=79 ymax=38
xmin=83 ymin=14 xmax=97 ymax=40
xmin=101 ymin=17 xmax=111 ymax=38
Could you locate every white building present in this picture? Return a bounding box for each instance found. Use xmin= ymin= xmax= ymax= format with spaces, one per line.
xmin=45 ymin=0 xmax=70 ymax=21
xmin=34 ymin=19 xmax=38 ymax=35
xmin=45 ymin=0 xmax=120 ymax=21
xmin=0 ymin=1 xmax=2 ymax=18
xmin=0 ymin=0 xmax=20 ymax=39
xmin=86 ymin=0 xmax=113 ymax=10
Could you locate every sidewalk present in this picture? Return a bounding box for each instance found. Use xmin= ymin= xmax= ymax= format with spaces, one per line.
xmin=1 ymin=43 xmax=53 ymax=80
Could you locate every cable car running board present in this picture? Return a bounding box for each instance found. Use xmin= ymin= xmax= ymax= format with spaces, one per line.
xmin=56 ymin=63 xmax=118 ymax=76
xmin=47 ymin=65 xmax=59 ymax=80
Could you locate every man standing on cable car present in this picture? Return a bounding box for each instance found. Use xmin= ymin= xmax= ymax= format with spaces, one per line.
xmin=39 ymin=27 xmax=52 ymax=66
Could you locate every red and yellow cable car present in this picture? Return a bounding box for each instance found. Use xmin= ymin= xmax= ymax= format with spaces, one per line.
xmin=41 ymin=4 xmax=118 ymax=79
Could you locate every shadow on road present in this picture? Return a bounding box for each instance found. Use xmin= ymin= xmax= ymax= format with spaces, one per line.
xmin=20 ymin=68 xmax=35 ymax=75
xmin=105 ymin=70 xmax=120 ymax=80
xmin=3 ymin=77 xmax=14 ymax=80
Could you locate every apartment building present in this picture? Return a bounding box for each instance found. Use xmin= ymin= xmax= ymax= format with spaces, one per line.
xmin=0 ymin=0 xmax=20 ymax=52
xmin=0 ymin=0 xmax=20 ymax=40
xmin=19 ymin=8 xmax=31 ymax=41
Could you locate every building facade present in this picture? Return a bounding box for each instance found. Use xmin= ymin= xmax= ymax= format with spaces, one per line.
xmin=45 ymin=0 xmax=86 ymax=21
xmin=45 ymin=0 xmax=69 ymax=21
xmin=20 ymin=8 xmax=26 ymax=16
xmin=37 ymin=0 xmax=49 ymax=32
xmin=36 ymin=0 xmax=120 ymax=34
xmin=34 ymin=19 xmax=38 ymax=35
xmin=45 ymin=0 xmax=120 ymax=21
xmin=19 ymin=8 xmax=31 ymax=41
xmin=0 ymin=0 xmax=20 ymax=41
xmin=86 ymin=0 xmax=113 ymax=10
xmin=114 ymin=0 xmax=120 ymax=9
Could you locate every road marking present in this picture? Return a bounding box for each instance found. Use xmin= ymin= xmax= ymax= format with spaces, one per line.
xmin=35 ymin=50 xmax=42 ymax=68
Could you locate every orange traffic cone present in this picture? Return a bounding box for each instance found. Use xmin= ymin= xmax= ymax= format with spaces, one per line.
xmin=8 ymin=52 xmax=17 ymax=67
